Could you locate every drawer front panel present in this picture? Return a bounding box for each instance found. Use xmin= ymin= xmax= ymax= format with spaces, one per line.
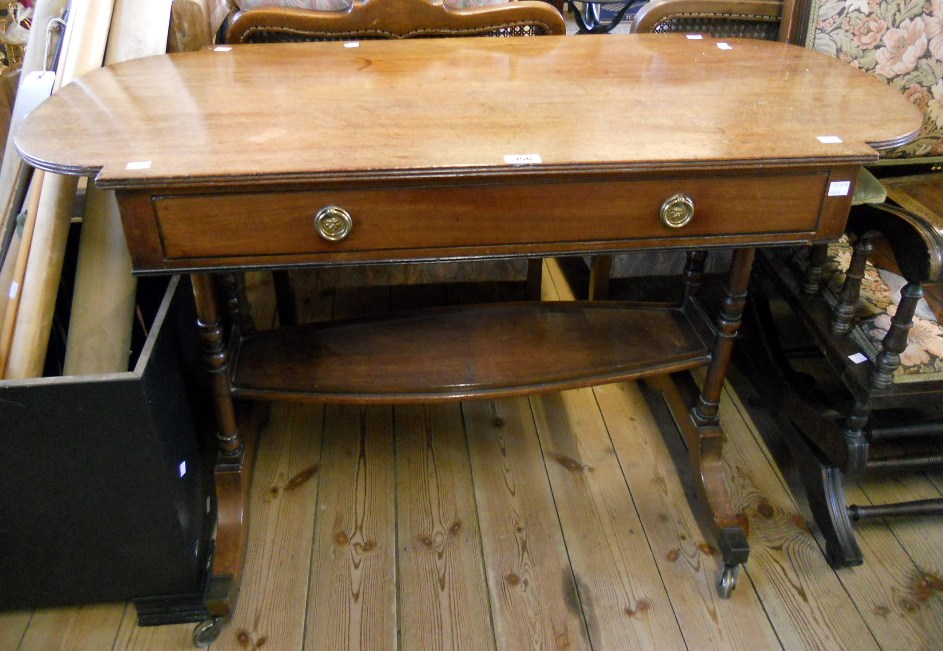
xmin=154 ymin=173 xmax=829 ymax=262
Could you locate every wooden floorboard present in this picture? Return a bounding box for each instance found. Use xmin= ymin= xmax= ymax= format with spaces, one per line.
xmin=395 ymin=404 xmax=495 ymax=651
xmin=711 ymin=376 xmax=882 ymax=651
xmin=5 ymin=260 xmax=943 ymax=650
xmin=0 ymin=612 xmax=30 ymax=651
xmin=530 ymin=387 xmax=687 ymax=650
xmin=724 ymin=363 xmax=943 ymax=651
xmin=17 ymin=605 xmax=125 ymax=650
xmin=595 ymin=380 xmax=781 ymax=651
xmin=305 ymin=403 xmax=397 ymax=651
xmin=464 ymin=397 xmax=590 ymax=651
xmin=216 ymin=403 xmax=324 ymax=651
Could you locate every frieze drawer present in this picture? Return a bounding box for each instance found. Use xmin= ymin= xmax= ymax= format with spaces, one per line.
xmin=151 ymin=172 xmax=834 ymax=265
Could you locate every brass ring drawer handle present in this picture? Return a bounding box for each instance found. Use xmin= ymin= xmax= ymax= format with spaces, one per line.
xmin=660 ymin=193 xmax=695 ymax=229
xmin=314 ymin=205 xmax=353 ymax=241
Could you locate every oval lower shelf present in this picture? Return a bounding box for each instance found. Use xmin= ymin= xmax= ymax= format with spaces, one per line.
xmin=231 ymin=301 xmax=714 ymax=403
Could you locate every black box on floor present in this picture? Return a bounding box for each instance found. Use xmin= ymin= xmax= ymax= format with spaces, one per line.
xmin=0 ymin=276 xmax=215 ymax=623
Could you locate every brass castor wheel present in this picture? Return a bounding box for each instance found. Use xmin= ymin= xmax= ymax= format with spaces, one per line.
xmin=717 ymin=563 xmax=740 ymax=598
xmin=193 ymin=616 xmax=226 ymax=647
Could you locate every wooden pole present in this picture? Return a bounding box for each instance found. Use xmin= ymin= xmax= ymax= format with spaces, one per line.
xmin=0 ymin=0 xmax=69 ymax=326
xmin=0 ymin=172 xmax=41 ymax=374
xmin=4 ymin=0 xmax=117 ymax=379
xmin=63 ymin=0 xmax=174 ymax=376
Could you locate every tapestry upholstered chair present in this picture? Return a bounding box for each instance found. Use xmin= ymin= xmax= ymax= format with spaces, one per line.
xmin=221 ymin=0 xmax=566 ymax=323
xmin=646 ymin=0 xmax=943 ymax=568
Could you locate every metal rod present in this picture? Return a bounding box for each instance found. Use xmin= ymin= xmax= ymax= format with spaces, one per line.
xmin=868 ymin=422 xmax=943 ymax=441
xmin=848 ymin=499 xmax=943 ymax=521
xmin=866 ymin=453 xmax=943 ymax=471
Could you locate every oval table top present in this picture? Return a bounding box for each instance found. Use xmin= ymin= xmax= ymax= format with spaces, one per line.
xmin=16 ymin=33 xmax=922 ymax=190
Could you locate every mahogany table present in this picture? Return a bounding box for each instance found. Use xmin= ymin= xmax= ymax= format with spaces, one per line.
xmin=16 ymin=33 xmax=920 ymax=641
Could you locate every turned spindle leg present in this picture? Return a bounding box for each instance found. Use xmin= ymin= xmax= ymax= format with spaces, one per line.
xmin=192 ymin=274 xmax=241 ymax=459
xmin=692 ymin=246 xmax=756 ymax=597
xmin=872 ymin=281 xmax=921 ymax=389
xmin=803 ymin=243 xmax=829 ymax=295
xmin=190 ymin=273 xmax=255 ymax=644
xmin=682 ymin=250 xmax=708 ymax=303
xmin=694 ymin=247 xmax=755 ymax=426
xmin=840 ymin=281 xmax=922 ymax=477
xmin=831 ymin=236 xmax=873 ymax=336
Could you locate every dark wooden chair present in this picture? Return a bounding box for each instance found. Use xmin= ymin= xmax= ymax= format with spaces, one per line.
xmin=222 ymin=0 xmax=565 ymax=322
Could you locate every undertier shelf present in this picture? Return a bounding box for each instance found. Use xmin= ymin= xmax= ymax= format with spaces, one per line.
xmin=231 ymin=301 xmax=715 ymax=402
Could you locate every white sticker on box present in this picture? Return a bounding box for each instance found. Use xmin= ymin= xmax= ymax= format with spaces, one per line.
xmin=828 ymin=181 xmax=852 ymax=196
xmin=686 ymin=34 xmax=704 ymax=40
xmin=344 ymin=42 xmax=360 ymax=48
xmin=126 ymin=161 xmax=152 ymax=170
xmin=717 ymin=42 xmax=733 ymax=50
xmin=504 ymin=154 xmax=542 ymax=165
xmin=8 ymin=281 xmax=17 ymax=299
xmin=849 ymin=352 xmax=868 ymax=364
xmin=214 ymin=46 xmax=232 ymax=52
xmin=818 ymin=135 xmax=843 ymax=144
xmin=178 ymin=460 xmax=187 ymax=477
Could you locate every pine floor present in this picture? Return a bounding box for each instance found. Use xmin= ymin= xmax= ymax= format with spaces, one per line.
xmin=1 ymin=258 xmax=942 ymax=651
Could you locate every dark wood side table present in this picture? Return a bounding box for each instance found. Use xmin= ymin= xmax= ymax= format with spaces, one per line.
xmin=16 ymin=34 xmax=920 ymax=642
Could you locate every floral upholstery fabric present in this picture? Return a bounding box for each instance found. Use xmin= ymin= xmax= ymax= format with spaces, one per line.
xmin=819 ymin=237 xmax=943 ymax=382
xmin=812 ymin=0 xmax=943 ymax=159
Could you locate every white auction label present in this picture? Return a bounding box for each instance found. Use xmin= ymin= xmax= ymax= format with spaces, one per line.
xmin=504 ymin=154 xmax=542 ymax=165
xmin=828 ymin=181 xmax=852 ymax=196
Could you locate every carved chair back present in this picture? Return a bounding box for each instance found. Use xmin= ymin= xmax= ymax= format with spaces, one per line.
xmin=630 ymin=0 xmax=786 ymax=40
xmin=225 ymin=0 xmax=566 ymax=43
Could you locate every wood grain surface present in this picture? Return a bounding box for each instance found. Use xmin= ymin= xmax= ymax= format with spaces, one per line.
xmin=16 ymin=35 xmax=921 ymax=188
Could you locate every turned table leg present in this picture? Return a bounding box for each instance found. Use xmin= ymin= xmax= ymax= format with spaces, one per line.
xmin=190 ymin=273 xmax=257 ymax=646
xmin=192 ymin=274 xmax=242 ymax=459
xmin=693 ymin=247 xmax=755 ymax=594
xmin=653 ymin=247 xmax=756 ymax=597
